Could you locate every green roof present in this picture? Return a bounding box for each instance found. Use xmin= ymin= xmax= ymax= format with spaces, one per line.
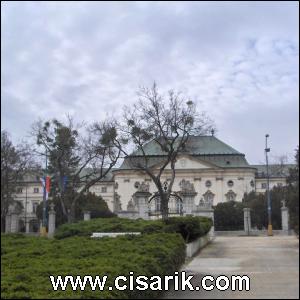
xmin=118 ymin=136 xmax=252 ymax=170
xmin=131 ymin=136 xmax=242 ymax=156
xmin=119 ymin=154 xmax=251 ymax=170
xmin=251 ymin=164 xmax=294 ymax=178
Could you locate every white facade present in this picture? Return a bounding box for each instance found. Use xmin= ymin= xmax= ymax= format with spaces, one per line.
xmin=255 ymin=177 xmax=287 ymax=194
xmin=11 ymin=136 xmax=292 ymax=228
xmin=12 ymin=182 xmax=42 ymax=232
xmin=113 ymin=155 xmax=257 ymax=211
xmin=11 ymin=164 xmax=289 ymax=229
xmin=89 ymin=182 xmax=115 ymax=212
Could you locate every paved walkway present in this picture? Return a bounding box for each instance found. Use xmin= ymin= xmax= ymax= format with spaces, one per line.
xmin=164 ymin=236 xmax=299 ymax=299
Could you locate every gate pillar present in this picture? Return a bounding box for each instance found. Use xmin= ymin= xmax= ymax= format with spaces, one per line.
xmin=281 ymin=200 xmax=289 ymax=234
xmin=243 ymin=207 xmax=251 ymax=235
xmin=133 ymin=182 xmax=151 ymax=220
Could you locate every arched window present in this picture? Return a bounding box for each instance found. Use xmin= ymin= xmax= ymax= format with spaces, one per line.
xmin=202 ymin=190 xmax=215 ymax=207
xmin=155 ymin=197 xmax=161 ymax=212
xmin=225 ymin=190 xmax=237 ymax=202
xmin=29 ymin=219 xmax=39 ymax=232
xmin=204 ymin=190 xmax=214 ymax=203
xmin=19 ymin=219 xmax=25 ymax=232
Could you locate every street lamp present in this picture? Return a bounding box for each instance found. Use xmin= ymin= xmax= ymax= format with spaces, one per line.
xmin=265 ymin=134 xmax=273 ymax=236
xmin=40 ymin=149 xmax=48 ymax=237
xmin=24 ymin=182 xmax=28 ymax=233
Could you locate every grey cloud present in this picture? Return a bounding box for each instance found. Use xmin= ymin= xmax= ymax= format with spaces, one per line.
xmin=1 ymin=1 xmax=299 ymax=163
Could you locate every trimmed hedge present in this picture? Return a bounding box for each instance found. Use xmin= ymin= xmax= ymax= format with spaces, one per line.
xmin=54 ymin=218 xmax=164 ymax=239
xmin=163 ymin=216 xmax=212 ymax=242
xmin=1 ymin=233 xmax=186 ymax=299
xmin=54 ymin=216 xmax=213 ymax=243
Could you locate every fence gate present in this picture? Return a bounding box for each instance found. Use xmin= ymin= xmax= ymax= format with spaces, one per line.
xmin=148 ymin=192 xmax=183 ymax=217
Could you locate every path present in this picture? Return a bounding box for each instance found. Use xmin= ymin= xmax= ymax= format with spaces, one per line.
xmin=164 ymin=236 xmax=299 ymax=299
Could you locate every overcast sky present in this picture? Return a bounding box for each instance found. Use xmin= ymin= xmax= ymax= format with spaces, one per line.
xmin=1 ymin=1 xmax=299 ymax=164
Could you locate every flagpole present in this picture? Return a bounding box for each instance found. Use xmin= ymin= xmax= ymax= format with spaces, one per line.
xmin=41 ymin=149 xmax=48 ymax=237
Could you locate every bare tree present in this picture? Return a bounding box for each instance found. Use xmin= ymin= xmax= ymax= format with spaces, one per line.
xmin=1 ymin=131 xmax=39 ymax=231
xmin=32 ymin=117 xmax=124 ymax=223
xmin=270 ymin=154 xmax=289 ymax=176
xmin=120 ymin=83 xmax=214 ymax=219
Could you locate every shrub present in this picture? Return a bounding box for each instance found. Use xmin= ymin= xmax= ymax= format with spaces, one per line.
xmin=55 ymin=216 xmax=213 ymax=242
xmin=163 ymin=216 xmax=212 ymax=243
xmin=214 ymin=201 xmax=244 ymax=231
xmin=141 ymin=223 xmax=165 ymax=234
xmin=54 ymin=218 xmax=164 ymax=239
xmin=286 ymin=185 xmax=299 ymax=234
xmin=1 ymin=233 xmax=185 ymax=299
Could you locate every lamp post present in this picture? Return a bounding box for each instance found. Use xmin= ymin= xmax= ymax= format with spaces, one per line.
xmin=40 ymin=149 xmax=48 ymax=237
xmin=24 ymin=182 xmax=28 ymax=233
xmin=265 ymin=134 xmax=273 ymax=236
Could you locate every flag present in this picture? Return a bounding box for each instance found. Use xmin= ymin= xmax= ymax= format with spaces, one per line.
xmin=40 ymin=176 xmax=51 ymax=200
xmin=62 ymin=176 xmax=68 ymax=192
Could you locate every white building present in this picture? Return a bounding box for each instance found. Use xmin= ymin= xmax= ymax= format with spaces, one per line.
xmin=11 ymin=136 xmax=292 ymax=230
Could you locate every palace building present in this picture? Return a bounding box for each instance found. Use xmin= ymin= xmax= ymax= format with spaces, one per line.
xmin=12 ymin=136 xmax=292 ymax=231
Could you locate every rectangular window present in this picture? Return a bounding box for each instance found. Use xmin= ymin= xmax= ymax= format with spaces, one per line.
xmin=101 ymin=187 xmax=107 ymax=193
xmin=32 ymin=202 xmax=38 ymax=213
xmin=261 ymin=183 xmax=267 ymax=189
xmin=16 ymin=187 xmax=23 ymax=194
xmin=124 ymin=179 xmax=130 ymax=183
xmin=33 ymin=187 xmax=39 ymax=193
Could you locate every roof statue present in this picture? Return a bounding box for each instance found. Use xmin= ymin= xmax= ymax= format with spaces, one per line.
xmin=138 ymin=181 xmax=150 ymax=193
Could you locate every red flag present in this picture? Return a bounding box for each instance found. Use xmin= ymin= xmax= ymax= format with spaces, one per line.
xmin=46 ymin=176 xmax=51 ymax=194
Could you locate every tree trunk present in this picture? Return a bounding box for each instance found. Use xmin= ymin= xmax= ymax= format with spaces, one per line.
xmin=1 ymin=217 xmax=5 ymax=233
xmin=68 ymin=204 xmax=76 ymax=223
xmin=59 ymin=196 xmax=68 ymax=221
xmin=160 ymin=193 xmax=169 ymax=220
xmin=68 ymin=196 xmax=78 ymax=223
